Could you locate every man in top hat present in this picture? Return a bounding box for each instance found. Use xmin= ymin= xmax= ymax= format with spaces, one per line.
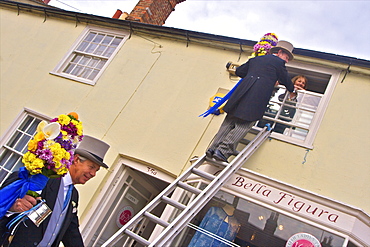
xmin=207 ymin=41 xmax=296 ymax=162
xmin=0 ymin=135 xmax=110 ymax=247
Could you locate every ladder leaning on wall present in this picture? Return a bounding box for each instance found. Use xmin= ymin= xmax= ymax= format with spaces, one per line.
xmin=101 ymin=125 xmax=272 ymax=247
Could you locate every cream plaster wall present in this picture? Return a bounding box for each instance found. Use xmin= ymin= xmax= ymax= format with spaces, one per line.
xmin=1 ymin=6 xmax=369 ymax=218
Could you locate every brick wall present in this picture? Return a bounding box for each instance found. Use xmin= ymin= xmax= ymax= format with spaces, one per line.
xmin=127 ymin=0 xmax=186 ymax=25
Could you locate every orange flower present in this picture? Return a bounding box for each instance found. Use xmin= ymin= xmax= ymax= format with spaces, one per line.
xmin=68 ymin=112 xmax=79 ymax=120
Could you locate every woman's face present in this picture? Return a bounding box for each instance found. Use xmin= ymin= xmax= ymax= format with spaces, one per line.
xmin=294 ymin=77 xmax=307 ymax=90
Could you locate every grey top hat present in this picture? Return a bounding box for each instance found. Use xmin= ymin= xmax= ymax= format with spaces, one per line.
xmin=270 ymin=40 xmax=294 ymax=61
xmin=75 ymin=135 xmax=110 ymax=168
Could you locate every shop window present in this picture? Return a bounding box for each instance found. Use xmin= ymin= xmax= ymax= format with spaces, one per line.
xmin=0 ymin=110 xmax=47 ymax=186
xmin=171 ymin=187 xmax=355 ymax=247
xmin=51 ymin=26 xmax=128 ymax=85
xmin=255 ymin=63 xmax=340 ymax=149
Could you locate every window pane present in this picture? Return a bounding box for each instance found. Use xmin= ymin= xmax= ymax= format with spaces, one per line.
xmin=93 ymin=33 xmax=104 ymax=44
xmin=80 ymin=56 xmax=91 ymax=65
xmin=87 ymin=70 xmax=99 ymax=80
xmin=87 ymin=58 xmax=99 ymax=67
xmin=80 ymin=68 xmax=92 ymax=79
xmin=85 ymin=32 xmax=96 ymax=42
xmin=71 ymin=54 xmax=83 ymax=63
xmin=102 ymin=35 xmax=113 ymax=45
xmin=95 ymin=45 xmax=106 ymax=56
xmin=112 ymin=37 xmax=123 ymax=46
xmin=19 ymin=116 xmax=34 ymax=131
xmin=96 ymin=60 xmax=106 ymax=69
xmin=103 ymin=47 xmax=115 ymax=57
xmin=86 ymin=43 xmax=98 ymax=54
xmin=64 ymin=63 xmax=75 ymax=74
xmin=76 ymin=41 xmax=89 ymax=52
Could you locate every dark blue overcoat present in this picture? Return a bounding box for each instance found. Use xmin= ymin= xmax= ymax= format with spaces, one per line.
xmin=224 ymin=54 xmax=294 ymax=121
xmin=0 ymin=173 xmax=83 ymax=247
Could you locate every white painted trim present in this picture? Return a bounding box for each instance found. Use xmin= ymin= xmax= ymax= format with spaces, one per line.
xmin=51 ymin=25 xmax=129 ymax=85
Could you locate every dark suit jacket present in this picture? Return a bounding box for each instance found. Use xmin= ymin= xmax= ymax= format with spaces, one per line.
xmin=0 ymin=172 xmax=84 ymax=247
xmin=223 ymin=54 xmax=294 ymax=121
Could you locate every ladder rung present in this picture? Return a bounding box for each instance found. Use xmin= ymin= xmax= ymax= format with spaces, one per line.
xmin=143 ymin=212 xmax=170 ymax=227
xmin=123 ymin=229 xmax=150 ymax=246
xmin=162 ymin=196 xmax=186 ymax=210
xmin=177 ymin=181 xmax=202 ymax=195
xmin=239 ymin=138 xmax=250 ymax=145
xmin=192 ymin=168 xmax=216 ymax=181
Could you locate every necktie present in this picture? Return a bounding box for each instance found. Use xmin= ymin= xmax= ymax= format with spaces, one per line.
xmin=63 ymin=184 xmax=73 ymax=209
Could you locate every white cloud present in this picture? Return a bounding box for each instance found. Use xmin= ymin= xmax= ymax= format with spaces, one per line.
xmin=49 ymin=0 xmax=370 ymax=60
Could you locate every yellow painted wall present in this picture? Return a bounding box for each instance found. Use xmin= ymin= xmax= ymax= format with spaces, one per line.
xmin=1 ymin=5 xmax=369 ymax=219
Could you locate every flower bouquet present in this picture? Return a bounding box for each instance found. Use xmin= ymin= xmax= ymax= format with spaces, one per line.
xmin=0 ymin=112 xmax=83 ymax=219
xmin=251 ymin=33 xmax=279 ymax=57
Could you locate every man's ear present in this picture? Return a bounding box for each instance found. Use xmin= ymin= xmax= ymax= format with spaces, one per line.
xmin=73 ymin=153 xmax=80 ymax=163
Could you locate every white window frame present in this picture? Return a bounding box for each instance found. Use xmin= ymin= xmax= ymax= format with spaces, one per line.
xmin=257 ymin=62 xmax=341 ymax=149
xmin=0 ymin=108 xmax=50 ymax=186
xmin=51 ymin=26 xmax=129 ymax=85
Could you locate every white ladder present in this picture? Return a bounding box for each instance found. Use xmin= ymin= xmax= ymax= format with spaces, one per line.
xmin=102 ymin=126 xmax=272 ymax=247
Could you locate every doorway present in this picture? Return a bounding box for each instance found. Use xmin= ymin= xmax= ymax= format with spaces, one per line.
xmin=83 ymin=165 xmax=169 ymax=246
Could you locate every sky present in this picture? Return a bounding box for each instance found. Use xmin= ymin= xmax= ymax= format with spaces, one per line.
xmin=48 ymin=0 xmax=370 ymax=61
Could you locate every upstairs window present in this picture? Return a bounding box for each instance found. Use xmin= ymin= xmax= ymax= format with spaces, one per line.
xmin=254 ymin=63 xmax=340 ymax=148
xmin=51 ymin=26 xmax=128 ymax=85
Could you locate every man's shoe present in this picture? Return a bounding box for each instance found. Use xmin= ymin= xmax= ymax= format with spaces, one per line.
xmin=206 ymin=149 xmax=214 ymax=158
xmin=213 ymin=150 xmax=228 ymax=162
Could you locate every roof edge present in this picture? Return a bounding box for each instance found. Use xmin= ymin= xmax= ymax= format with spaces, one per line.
xmin=1 ymin=0 xmax=369 ymax=69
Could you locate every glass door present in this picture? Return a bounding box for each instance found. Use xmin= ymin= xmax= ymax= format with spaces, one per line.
xmin=85 ymin=167 xmax=165 ymax=246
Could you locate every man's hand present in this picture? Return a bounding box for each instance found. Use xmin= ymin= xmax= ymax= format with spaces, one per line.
xmin=9 ymin=195 xmax=38 ymax=212
xmin=294 ymin=85 xmax=305 ymax=91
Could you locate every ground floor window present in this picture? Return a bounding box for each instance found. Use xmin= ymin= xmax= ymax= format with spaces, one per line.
xmin=170 ymin=184 xmax=356 ymax=247
xmin=0 ymin=110 xmax=46 ymax=185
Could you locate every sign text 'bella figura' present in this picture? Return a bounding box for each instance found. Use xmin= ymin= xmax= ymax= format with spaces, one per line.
xmin=229 ymin=176 xmax=339 ymax=224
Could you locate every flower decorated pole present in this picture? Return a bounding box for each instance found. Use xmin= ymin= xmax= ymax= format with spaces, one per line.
xmin=199 ymin=33 xmax=278 ymax=118
xmin=0 ymin=112 xmax=83 ymax=219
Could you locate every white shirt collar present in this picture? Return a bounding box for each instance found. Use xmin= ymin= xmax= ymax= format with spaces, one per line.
xmin=62 ymin=172 xmax=73 ymax=187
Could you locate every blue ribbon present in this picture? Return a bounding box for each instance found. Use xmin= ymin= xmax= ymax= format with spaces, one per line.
xmin=199 ymin=78 xmax=243 ymax=118
xmin=0 ymin=167 xmax=49 ymax=218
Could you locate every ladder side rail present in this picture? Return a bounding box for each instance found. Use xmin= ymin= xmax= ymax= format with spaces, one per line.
xmin=101 ymin=155 xmax=207 ymax=247
xmin=151 ymin=127 xmax=271 ymax=246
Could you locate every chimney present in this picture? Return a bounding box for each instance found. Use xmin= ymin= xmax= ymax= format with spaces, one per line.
xmin=126 ymin=0 xmax=186 ymax=25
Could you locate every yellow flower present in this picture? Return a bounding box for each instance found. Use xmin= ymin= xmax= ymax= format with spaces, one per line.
xmin=34 ymin=132 xmax=45 ymax=142
xmin=61 ymin=130 xmax=68 ymax=139
xmin=64 ymin=151 xmax=71 ymax=160
xmin=56 ymin=167 xmax=68 ymax=175
xmin=58 ymin=114 xmax=71 ymax=125
xmin=23 ymin=152 xmax=36 ymax=164
xmin=29 ymin=158 xmax=44 ymax=174
xmin=28 ymin=140 xmax=39 ymax=152
xmin=22 ymin=152 xmax=44 ymax=174
xmin=72 ymin=120 xmax=83 ymax=136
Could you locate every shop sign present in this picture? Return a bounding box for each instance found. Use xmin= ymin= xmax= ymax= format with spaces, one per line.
xmin=285 ymin=233 xmax=321 ymax=247
xmin=216 ymin=173 xmax=356 ymax=230
xmin=229 ymin=175 xmax=341 ymax=224
xmin=116 ymin=206 xmax=134 ymax=228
